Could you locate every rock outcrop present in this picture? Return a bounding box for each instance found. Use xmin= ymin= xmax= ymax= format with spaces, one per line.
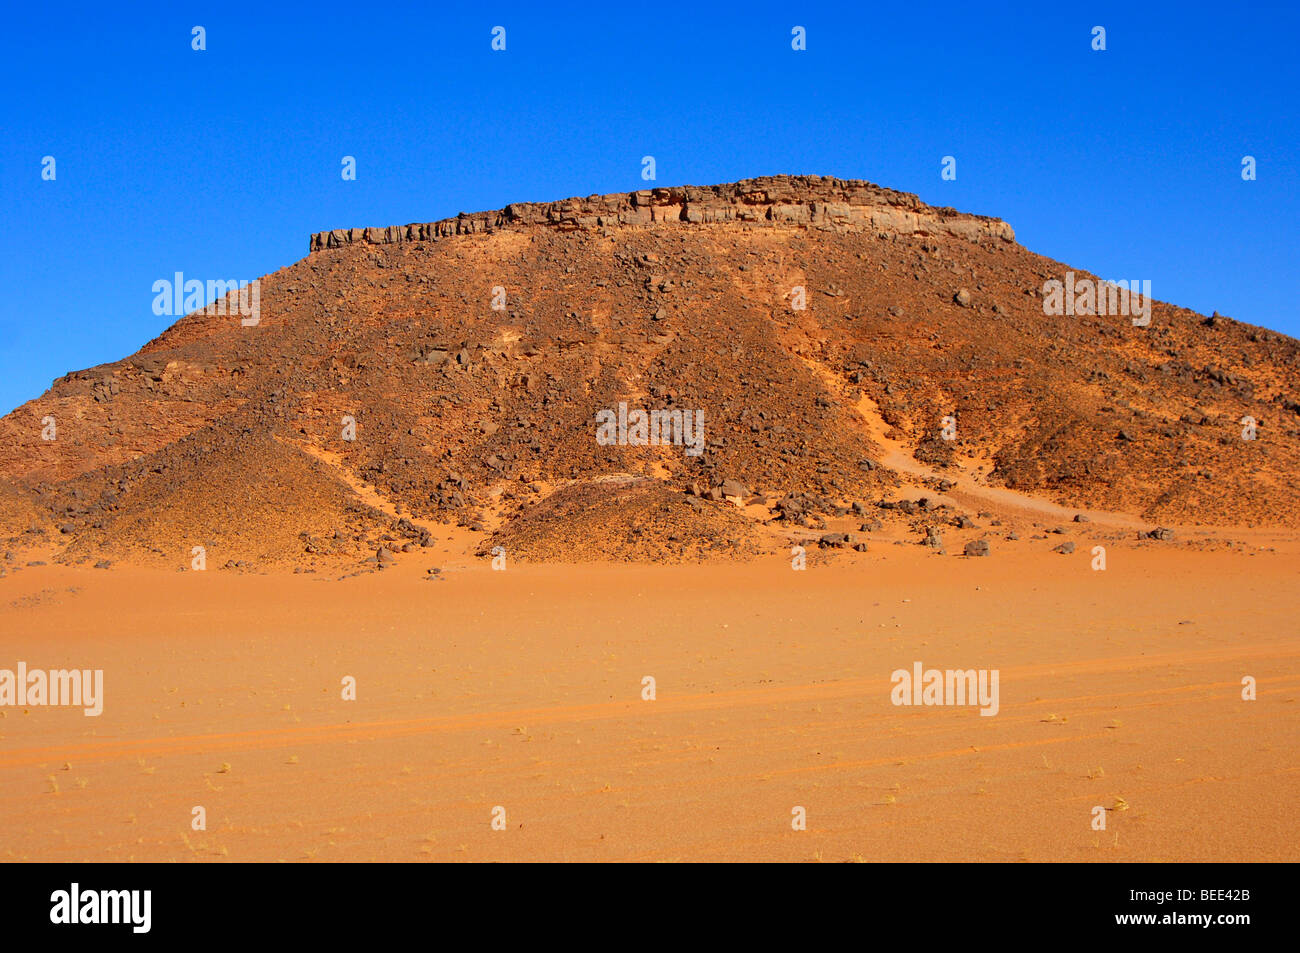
xmin=308 ymin=175 xmax=1015 ymax=252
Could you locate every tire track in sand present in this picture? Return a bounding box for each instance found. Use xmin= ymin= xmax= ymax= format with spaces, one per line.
xmin=2 ymin=643 xmax=1294 ymax=769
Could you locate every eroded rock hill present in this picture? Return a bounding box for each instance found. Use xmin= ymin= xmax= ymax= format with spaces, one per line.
xmin=2 ymin=174 xmax=1297 ymax=569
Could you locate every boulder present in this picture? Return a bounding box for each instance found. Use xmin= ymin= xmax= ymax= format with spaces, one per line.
xmin=719 ymin=478 xmax=749 ymax=499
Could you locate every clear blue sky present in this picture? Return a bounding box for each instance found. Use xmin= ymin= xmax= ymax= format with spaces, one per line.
xmin=2 ymin=1 xmax=1296 ymax=414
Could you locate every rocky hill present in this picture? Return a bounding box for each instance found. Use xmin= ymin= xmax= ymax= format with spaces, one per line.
xmin=2 ymin=175 xmax=1296 ymax=569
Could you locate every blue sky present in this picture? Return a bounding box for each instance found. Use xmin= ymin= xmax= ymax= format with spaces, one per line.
xmin=2 ymin=1 xmax=1296 ymax=414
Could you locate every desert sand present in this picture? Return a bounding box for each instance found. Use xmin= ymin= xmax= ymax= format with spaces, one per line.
xmin=2 ymin=523 xmax=1295 ymax=862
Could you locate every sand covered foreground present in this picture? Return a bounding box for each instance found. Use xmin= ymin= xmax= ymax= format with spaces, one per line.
xmin=1 ymin=539 xmax=1295 ymax=862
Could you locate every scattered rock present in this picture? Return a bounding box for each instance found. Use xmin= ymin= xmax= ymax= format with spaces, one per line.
xmin=719 ymin=478 xmax=749 ymax=500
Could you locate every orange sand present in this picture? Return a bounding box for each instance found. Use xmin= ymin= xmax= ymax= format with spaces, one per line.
xmin=1 ymin=538 xmax=1296 ymax=862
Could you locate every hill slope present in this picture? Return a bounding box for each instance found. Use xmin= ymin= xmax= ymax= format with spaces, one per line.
xmin=2 ymin=175 xmax=1297 ymax=568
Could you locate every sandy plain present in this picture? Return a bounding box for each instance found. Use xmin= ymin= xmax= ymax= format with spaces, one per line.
xmin=1 ymin=519 xmax=1296 ymax=862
